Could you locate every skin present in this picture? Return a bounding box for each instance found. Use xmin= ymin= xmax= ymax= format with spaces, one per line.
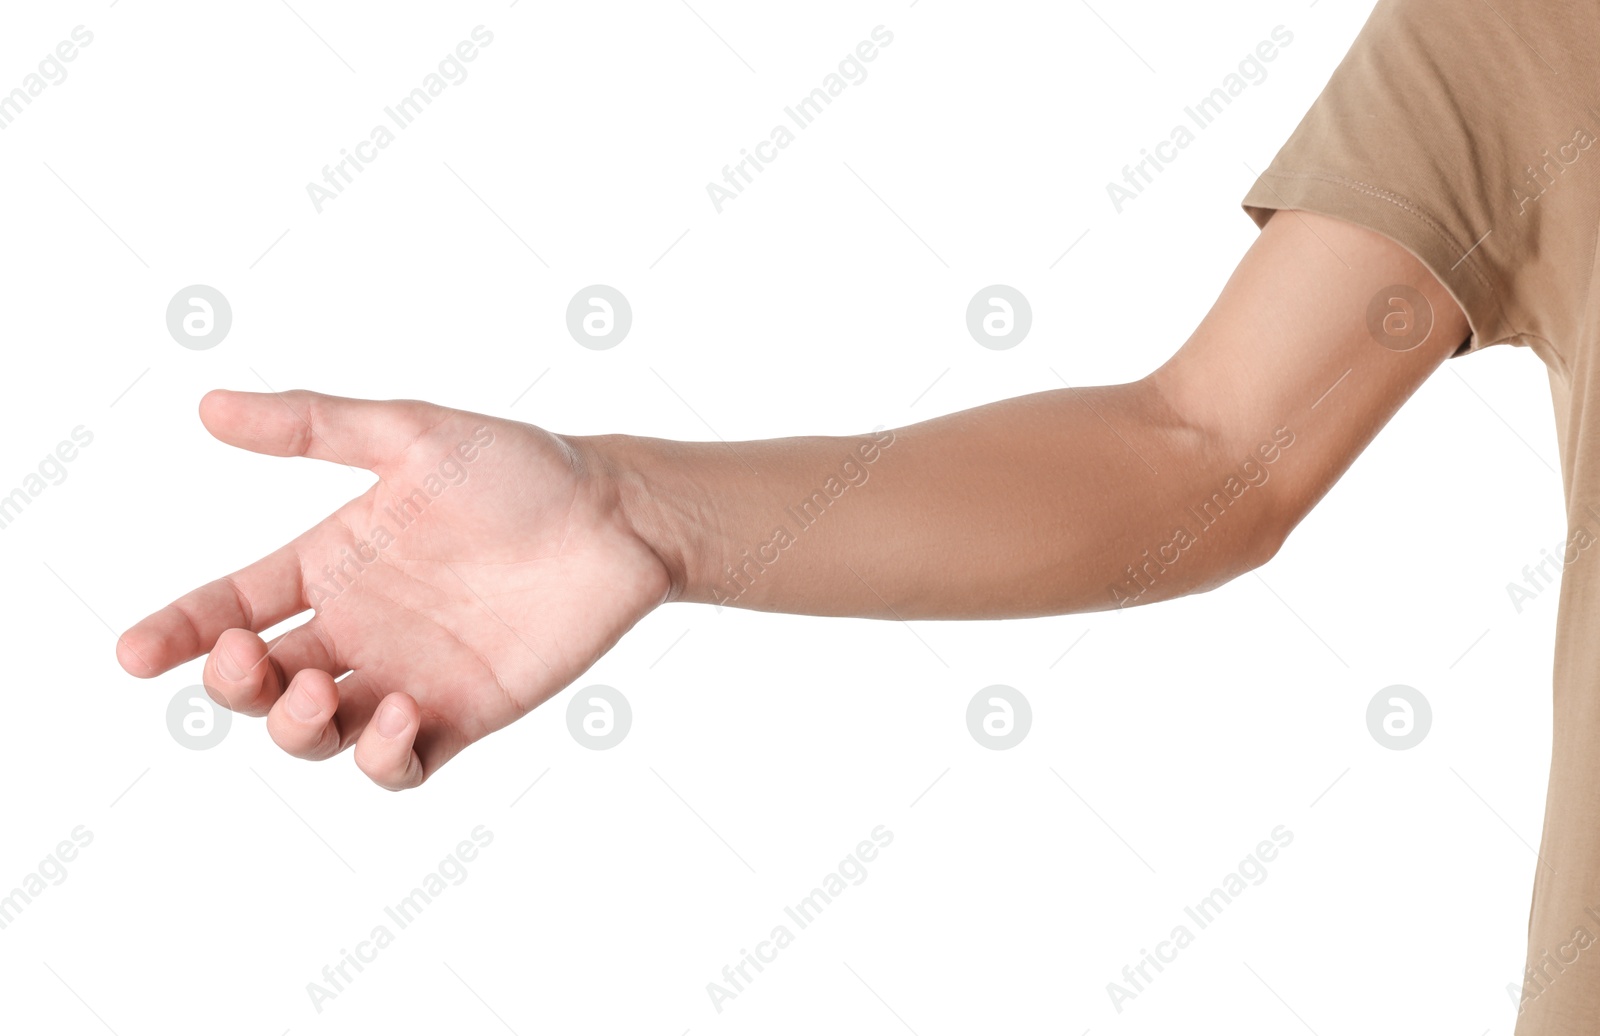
xmin=116 ymin=209 xmax=1469 ymax=790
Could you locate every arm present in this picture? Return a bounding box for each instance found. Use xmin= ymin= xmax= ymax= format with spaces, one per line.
xmin=591 ymin=208 xmax=1468 ymax=618
xmin=116 ymin=209 xmax=1467 ymax=788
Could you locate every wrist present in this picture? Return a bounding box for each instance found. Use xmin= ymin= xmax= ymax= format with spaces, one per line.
xmin=569 ymin=432 xmax=711 ymax=605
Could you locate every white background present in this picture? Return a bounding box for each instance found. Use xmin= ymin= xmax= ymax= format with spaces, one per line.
xmin=0 ymin=1 xmax=1566 ymax=1033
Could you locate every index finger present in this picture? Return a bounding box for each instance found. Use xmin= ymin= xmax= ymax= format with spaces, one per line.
xmin=116 ymin=542 xmax=307 ymax=678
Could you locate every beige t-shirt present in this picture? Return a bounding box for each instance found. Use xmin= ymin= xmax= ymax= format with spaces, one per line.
xmin=1240 ymin=1 xmax=1600 ymax=1031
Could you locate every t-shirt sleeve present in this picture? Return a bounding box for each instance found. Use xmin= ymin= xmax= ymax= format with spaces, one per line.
xmin=1240 ymin=0 xmax=1597 ymax=364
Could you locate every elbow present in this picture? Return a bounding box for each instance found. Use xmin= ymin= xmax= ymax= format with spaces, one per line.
xmin=1227 ymin=504 xmax=1295 ymax=583
xmin=1112 ymin=508 xmax=1292 ymax=611
xmin=1240 ymin=519 xmax=1289 ymax=577
xmin=1179 ymin=506 xmax=1293 ymax=601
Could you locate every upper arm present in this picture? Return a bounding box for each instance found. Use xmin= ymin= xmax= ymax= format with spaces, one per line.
xmin=1144 ymin=207 xmax=1471 ymax=557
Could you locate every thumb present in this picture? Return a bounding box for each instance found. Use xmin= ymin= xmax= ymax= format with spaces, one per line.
xmin=198 ymin=389 xmax=438 ymax=473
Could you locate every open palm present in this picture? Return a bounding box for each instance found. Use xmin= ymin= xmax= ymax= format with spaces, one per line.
xmin=117 ymin=389 xmax=672 ymax=789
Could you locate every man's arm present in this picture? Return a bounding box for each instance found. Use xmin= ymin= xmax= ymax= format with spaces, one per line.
xmin=116 ymin=209 xmax=1468 ymax=788
xmin=587 ymin=209 xmax=1469 ymax=619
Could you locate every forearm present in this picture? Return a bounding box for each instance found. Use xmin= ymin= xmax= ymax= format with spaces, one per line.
xmin=579 ymin=379 xmax=1294 ymax=620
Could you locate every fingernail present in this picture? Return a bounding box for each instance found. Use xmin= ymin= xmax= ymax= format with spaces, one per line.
xmin=376 ymin=702 xmax=407 ymax=738
xmin=286 ymin=682 xmax=321 ymax=722
xmin=216 ymin=645 xmax=245 ymax=682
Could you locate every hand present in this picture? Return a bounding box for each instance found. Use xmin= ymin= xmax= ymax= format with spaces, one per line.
xmin=117 ymin=389 xmax=673 ymax=789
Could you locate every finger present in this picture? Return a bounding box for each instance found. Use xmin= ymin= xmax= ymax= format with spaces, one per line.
xmin=354 ymin=692 xmax=425 ymax=791
xmin=203 ymin=624 xmax=342 ymax=717
xmin=198 ymin=389 xmax=441 ymax=473
xmin=117 ymin=543 xmax=306 ymax=678
xmin=266 ymin=669 xmax=346 ymax=761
